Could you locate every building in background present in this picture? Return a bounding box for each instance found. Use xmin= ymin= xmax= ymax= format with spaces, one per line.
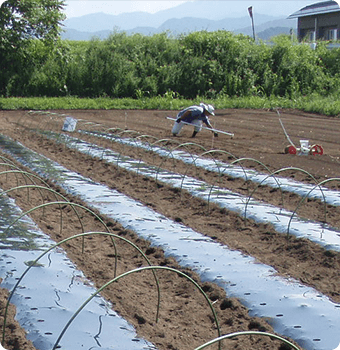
xmin=288 ymin=0 xmax=340 ymax=41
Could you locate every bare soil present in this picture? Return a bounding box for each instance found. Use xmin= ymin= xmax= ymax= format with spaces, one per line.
xmin=1 ymin=108 xmax=340 ymax=350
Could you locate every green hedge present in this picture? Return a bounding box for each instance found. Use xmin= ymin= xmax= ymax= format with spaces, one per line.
xmin=2 ymin=31 xmax=340 ymax=100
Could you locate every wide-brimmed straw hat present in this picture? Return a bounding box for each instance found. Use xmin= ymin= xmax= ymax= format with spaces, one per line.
xmin=200 ymin=103 xmax=215 ymax=116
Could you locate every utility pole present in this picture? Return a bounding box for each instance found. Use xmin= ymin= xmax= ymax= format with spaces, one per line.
xmin=248 ymin=6 xmax=255 ymax=41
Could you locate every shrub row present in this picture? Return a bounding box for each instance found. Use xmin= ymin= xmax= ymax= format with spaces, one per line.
xmin=2 ymin=30 xmax=340 ymax=99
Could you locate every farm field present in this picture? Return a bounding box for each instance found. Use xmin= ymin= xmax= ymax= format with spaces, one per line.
xmin=1 ymin=108 xmax=340 ymax=350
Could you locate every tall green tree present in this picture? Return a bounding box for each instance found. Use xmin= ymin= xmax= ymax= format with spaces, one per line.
xmin=0 ymin=0 xmax=66 ymax=95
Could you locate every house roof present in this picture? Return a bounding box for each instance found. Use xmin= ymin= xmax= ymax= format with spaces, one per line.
xmin=287 ymin=0 xmax=340 ymax=19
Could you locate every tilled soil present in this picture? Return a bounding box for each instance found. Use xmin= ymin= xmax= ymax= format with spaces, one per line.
xmin=0 ymin=108 xmax=340 ymax=350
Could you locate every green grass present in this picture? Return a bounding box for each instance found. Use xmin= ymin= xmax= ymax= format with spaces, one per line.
xmin=1 ymin=94 xmax=340 ymax=117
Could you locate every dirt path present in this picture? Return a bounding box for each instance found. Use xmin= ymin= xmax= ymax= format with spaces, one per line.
xmin=1 ymin=108 xmax=340 ymax=350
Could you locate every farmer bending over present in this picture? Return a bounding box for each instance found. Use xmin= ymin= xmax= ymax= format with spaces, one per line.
xmin=172 ymin=103 xmax=217 ymax=138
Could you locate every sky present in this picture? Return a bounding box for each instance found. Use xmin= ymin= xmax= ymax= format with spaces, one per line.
xmin=65 ymin=0 xmax=321 ymax=18
xmin=64 ymin=0 xmax=188 ymax=18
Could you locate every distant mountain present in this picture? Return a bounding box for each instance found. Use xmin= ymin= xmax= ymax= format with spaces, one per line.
xmin=63 ymin=12 xmax=158 ymax=32
xmin=153 ymin=1 xmax=249 ymax=21
xmin=62 ymin=28 xmax=112 ymax=41
xmin=256 ymin=27 xmax=295 ymax=40
xmin=61 ymin=0 xmax=302 ymax=41
xmin=62 ymin=1 xmax=246 ymax=32
xmin=61 ymin=12 xmax=296 ymax=41
xmin=234 ymin=18 xmax=296 ymax=37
